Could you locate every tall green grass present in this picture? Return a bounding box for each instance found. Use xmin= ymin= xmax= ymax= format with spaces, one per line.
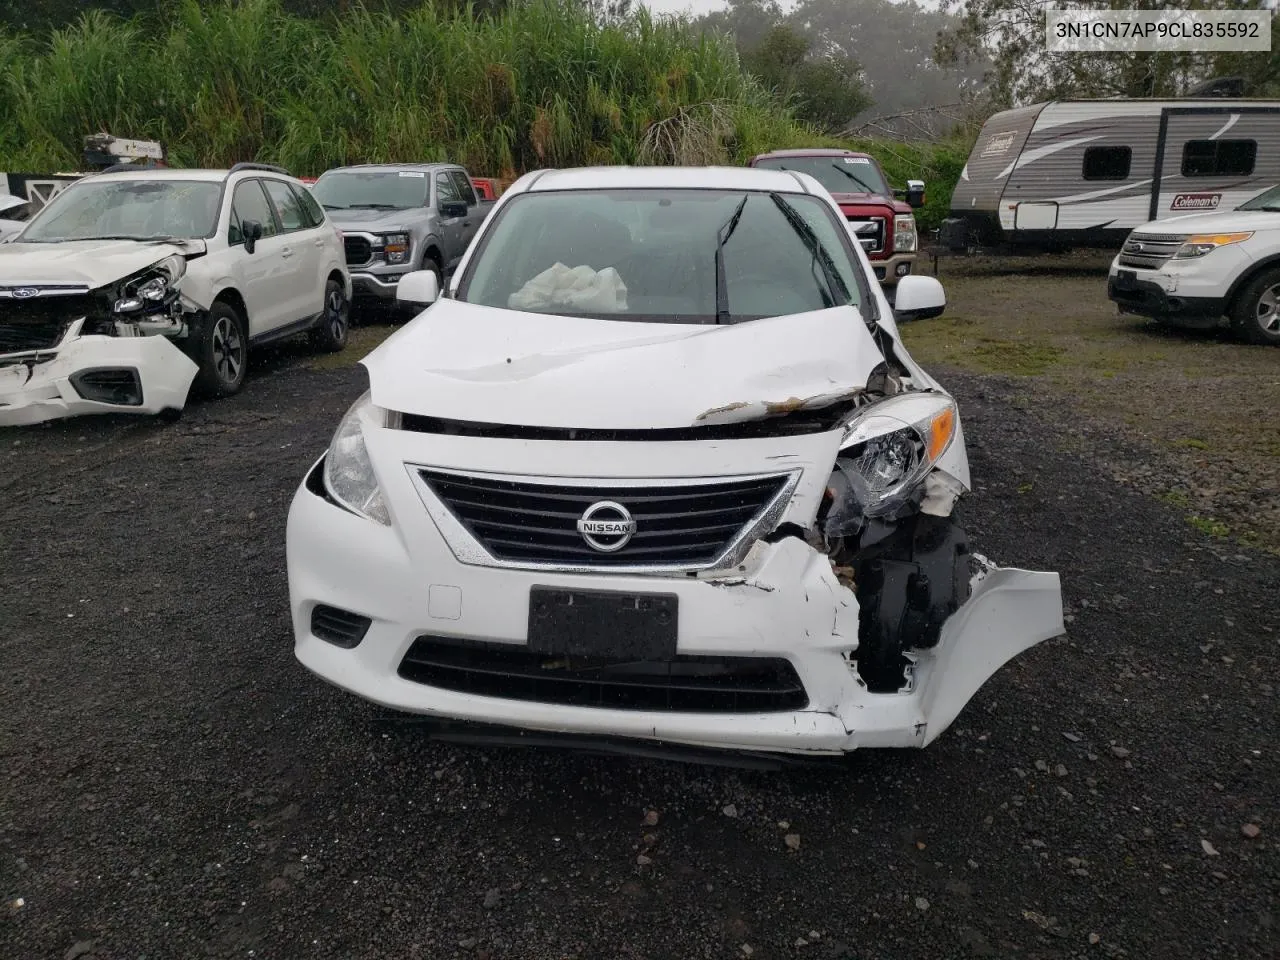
xmin=0 ymin=0 xmax=968 ymax=228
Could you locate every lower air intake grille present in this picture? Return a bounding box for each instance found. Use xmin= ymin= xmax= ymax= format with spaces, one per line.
xmin=71 ymin=368 xmax=142 ymax=406
xmin=399 ymin=636 xmax=809 ymax=713
xmin=311 ymin=604 xmax=372 ymax=648
xmin=418 ymin=471 xmax=789 ymax=569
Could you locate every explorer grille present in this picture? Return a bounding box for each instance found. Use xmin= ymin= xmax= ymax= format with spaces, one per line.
xmin=418 ymin=471 xmax=789 ymax=568
xmin=398 ymin=636 xmax=809 ymax=713
xmin=1117 ymin=233 xmax=1185 ymax=270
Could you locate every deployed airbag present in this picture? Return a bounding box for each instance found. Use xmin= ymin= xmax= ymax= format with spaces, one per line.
xmin=509 ymin=263 xmax=628 ymax=313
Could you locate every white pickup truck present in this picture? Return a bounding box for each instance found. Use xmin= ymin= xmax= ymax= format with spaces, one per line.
xmin=1107 ymin=183 xmax=1280 ymax=346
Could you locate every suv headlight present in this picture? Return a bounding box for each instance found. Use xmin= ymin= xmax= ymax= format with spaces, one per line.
xmin=378 ymin=232 xmax=411 ymax=265
xmin=323 ymin=392 xmax=391 ymax=525
xmin=823 ymin=393 xmax=958 ymax=533
xmin=893 ymin=215 xmax=917 ymax=253
xmin=1174 ymin=232 xmax=1253 ymax=259
xmin=113 ymin=254 xmax=186 ymax=313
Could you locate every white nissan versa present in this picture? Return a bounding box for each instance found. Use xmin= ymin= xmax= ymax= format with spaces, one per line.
xmin=286 ymin=166 xmax=1064 ymax=757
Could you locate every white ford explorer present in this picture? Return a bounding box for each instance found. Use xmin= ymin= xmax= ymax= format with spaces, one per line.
xmin=0 ymin=164 xmax=351 ymax=426
xmin=286 ymin=166 xmax=1064 ymax=759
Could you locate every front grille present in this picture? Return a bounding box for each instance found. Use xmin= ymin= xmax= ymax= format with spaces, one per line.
xmin=419 ymin=470 xmax=789 ymax=568
xmin=847 ymin=217 xmax=886 ymax=254
xmin=1117 ymin=233 xmax=1184 ymax=270
xmin=399 ymin=636 xmax=809 ymax=713
xmin=0 ymin=296 xmax=91 ymax=353
xmin=343 ymin=235 xmax=373 ymax=266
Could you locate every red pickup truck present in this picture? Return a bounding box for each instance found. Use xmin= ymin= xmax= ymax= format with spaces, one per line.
xmin=748 ymin=148 xmax=924 ymax=286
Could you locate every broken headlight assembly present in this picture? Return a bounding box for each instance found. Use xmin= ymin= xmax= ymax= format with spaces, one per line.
xmin=823 ymin=393 xmax=957 ymax=538
xmin=323 ymin=392 xmax=392 ymax=526
xmin=113 ymin=254 xmax=186 ymax=315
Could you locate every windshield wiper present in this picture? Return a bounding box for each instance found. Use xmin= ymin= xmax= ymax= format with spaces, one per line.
xmin=769 ymin=192 xmax=851 ymax=309
xmin=713 ymin=195 xmax=750 ymax=324
xmin=321 ymin=202 xmax=347 ymax=210
xmin=346 ymin=203 xmax=399 ymax=210
xmin=829 ymin=163 xmax=880 ymax=194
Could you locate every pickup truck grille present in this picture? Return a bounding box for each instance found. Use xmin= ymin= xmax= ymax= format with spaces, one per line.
xmin=0 ymin=296 xmax=90 ymax=354
xmin=846 ymin=217 xmax=886 ymax=255
xmin=1117 ymin=233 xmax=1185 ymax=270
xmin=418 ymin=470 xmax=790 ymax=570
xmin=343 ymin=235 xmax=373 ymax=266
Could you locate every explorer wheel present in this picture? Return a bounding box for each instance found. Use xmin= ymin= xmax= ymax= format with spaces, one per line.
xmin=1230 ymin=267 xmax=1280 ymax=345
xmin=310 ymin=278 xmax=350 ymax=352
xmin=194 ymin=301 xmax=247 ymax=397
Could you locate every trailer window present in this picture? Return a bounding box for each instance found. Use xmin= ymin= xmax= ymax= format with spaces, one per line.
xmin=1082 ymin=146 xmax=1131 ymax=181
xmin=1182 ymin=139 xmax=1256 ymax=178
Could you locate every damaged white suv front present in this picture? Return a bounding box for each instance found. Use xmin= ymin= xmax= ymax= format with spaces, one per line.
xmin=286 ymin=166 xmax=1064 ymax=757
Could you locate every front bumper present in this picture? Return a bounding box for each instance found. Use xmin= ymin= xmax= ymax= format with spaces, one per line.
xmin=1106 ymin=250 xmax=1244 ymax=321
xmin=350 ymin=270 xmax=409 ymax=302
xmin=871 ymin=252 xmax=916 ymax=286
xmin=0 ymin=333 xmax=198 ymax=427
xmin=287 ymin=431 xmax=1063 ymax=756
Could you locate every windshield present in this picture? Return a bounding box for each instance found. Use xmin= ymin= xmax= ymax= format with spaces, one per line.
xmin=459 ymin=188 xmax=864 ymax=324
xmin=311 ymin=170 xmax=428 ymax=210
xmin=753 ymin=156 xmax=891 ymax=197
xmin=20 ymin=179 xmax=221 ymax=242
xmin=1238 ymin=184 xmax=1280 ymax=211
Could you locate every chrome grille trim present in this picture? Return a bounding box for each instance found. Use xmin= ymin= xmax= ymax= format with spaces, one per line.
xmin=407 ymin=465 xmax=802 ymax=575
xmin=1117 ymin=233 xmax=1185 ymax=270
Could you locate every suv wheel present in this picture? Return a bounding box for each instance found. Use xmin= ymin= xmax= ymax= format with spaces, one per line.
xmin=194 ymin=301 xmax=248 ymax=397
xmin=1230 ymin=266 xmax=1280 ymax=345
xmin=311 ymin=278 xmax=350 ymax=352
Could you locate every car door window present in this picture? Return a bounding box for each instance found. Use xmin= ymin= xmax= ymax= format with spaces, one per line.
xmin=436 ymin=172 xmax=462 ymax=211
xmin=263 ymin=179 xmax=307 ymax=232
xmin=450 ymin=171 xmax=477 ymax=207
xmin=294 ymin=184 xmax=325 ymax=227
xmin=229 ymin=180 xmax=279 ymax=245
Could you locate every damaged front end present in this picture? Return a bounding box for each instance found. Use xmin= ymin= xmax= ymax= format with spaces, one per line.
xmin=0 ymin=254 xmax=200 ymax=426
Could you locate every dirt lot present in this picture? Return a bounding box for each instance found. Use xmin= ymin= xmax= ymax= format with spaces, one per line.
xmin=2 ymin=264 xmax=1277 ymax=960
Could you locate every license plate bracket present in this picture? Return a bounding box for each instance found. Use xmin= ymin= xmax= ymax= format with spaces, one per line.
xmin=528 ymin=586 xmax=678 ymax=660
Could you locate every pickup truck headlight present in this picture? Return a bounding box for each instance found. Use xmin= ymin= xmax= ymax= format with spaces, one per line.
xmin=323 ymin=392 xmax=391 ymax=526
xmin=823 ymin=393 xmax=958 ymax=534
xmin=893 ymin=215 xmax=917 ymax=253
xmin=113 ymin=254 xmax=186 ymax=313
xmin=378 ymin=232 xmax=411 ymax=266
xmin=1173 ymin=232 xmax=1253 ymax=259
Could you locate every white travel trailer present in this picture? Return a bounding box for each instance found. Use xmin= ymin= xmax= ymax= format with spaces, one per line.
xmin=939 ymin=99 xmax=1280 ymax=251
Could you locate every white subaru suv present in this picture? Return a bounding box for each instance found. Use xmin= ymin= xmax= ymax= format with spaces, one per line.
xmin=286 ymin=166 xmax=1064 ymax=760
xmin=1108 ymin=183 xmax=1280 ymax=345
xmin=0 ymin=164 xmax=351 ymax=426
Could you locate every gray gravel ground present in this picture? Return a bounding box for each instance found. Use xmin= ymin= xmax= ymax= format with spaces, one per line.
xmin=1 ymin=354 xmax=1277 ymax=960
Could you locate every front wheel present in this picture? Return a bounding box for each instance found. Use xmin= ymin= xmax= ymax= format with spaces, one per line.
xmin=193 ymin=301 xmax=247 ymax=397
xmin=310 ymin=278 xmax=350 ymax=353
xmin=1229 ymin=267 xmax=1280 ymax=345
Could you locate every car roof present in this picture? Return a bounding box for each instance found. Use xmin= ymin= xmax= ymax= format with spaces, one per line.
xmin=754 ymin=148 xmax=872 ymax=160
xmin=322 ymin=163 xmax=460 ymax=173
xmin=88 ymin=168 xmax=298 ymax=183
xmin=523 ymin=165 xmax=815 ymax=194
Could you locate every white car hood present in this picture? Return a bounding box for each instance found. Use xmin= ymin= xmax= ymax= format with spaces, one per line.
xmin=363 ymin=300 xmax=885 ymax=430
xmin=1138 ymin=210 xmax=1280 ymax=234
xmin=0 ymin=238 xmax=203 ymax=288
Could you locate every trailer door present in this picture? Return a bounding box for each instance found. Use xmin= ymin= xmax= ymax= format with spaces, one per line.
xmin=1151 ymin=106 xmax=1280 ymax=222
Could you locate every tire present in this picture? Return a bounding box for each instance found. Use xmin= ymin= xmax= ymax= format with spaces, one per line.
xmin=310 ymin=278 xmax=350 ymax=353
xmin=193 ymin=301 xmax=247 ymax=398
xmin=1229 ymin=266 xmax=1280 ymax=345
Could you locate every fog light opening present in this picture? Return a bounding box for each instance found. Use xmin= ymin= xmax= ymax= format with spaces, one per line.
xmin=70 ymin=367 xmax=143 ymax=406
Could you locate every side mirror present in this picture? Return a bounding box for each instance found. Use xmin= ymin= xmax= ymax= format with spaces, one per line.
xmin=440 ymin=199 xmax=468 ymax=219
xmin=396 ymin=269 xmax=440 ymax=308
xmin=242 ymin=219 xmax=263 ymax=254
xmin=905 ymin=179 xmax=926 ymax=209
xmin=893 ymin=275 xmax=945 ymax=322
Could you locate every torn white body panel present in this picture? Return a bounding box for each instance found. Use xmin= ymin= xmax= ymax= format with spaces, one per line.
xmin=0 ymin=332 xmax=197 ymax=426
xmin=361 ymin=300 xmax=884 ymax=430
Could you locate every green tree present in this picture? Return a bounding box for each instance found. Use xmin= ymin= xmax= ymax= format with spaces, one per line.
xmin=739 ymin=25 xmax=871 ymax=131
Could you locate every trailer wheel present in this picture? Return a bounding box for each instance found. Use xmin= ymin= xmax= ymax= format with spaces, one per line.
xmin=1230 ymin=266 xmax=1280 ymax=346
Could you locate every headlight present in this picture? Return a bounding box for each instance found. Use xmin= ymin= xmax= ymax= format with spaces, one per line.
xmin=893 ymin=215 xmax=917 ymax=253
xmin=1174 ymin=232 xmax=1253 ymax=259
xmin=378 ymin=232 xmax=411 ymax=265
xmin=825 ymin=393 xmax=958 ymax=529
xmin=323 ymin=392 xmax=391 ymax=525
xmin=113 ymin=254 xmax=186 ymax=313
